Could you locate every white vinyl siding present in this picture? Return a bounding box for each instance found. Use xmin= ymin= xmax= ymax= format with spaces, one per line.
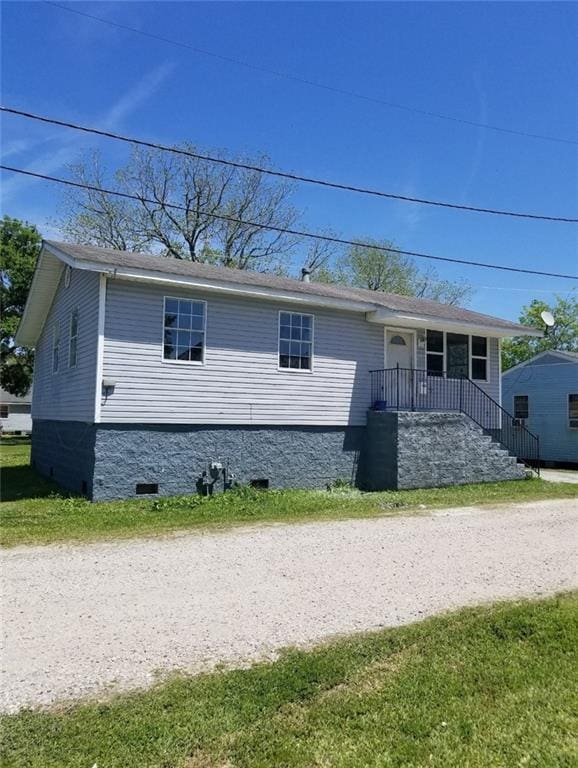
xmin=101 ymin=279 xmax=384 ymax=426
xmin=32 ymin=269 xmax=101 ymax=421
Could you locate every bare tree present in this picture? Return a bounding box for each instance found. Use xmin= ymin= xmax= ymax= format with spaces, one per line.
xmin=59 ymin=147 xmax=299 ymax=270
xmin=59 ymin=154 xmax=152 ymax=253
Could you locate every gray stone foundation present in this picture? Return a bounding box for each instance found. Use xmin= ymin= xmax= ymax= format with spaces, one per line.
xmin=31 ymin=420 xmax=96 ymax=496
xmin=31 ymin=420 xmax=365 ymax=501
xmin=31 ymin=413 xmax=525 ymax=501
xmin=365 ymin=410 xmax=525 ymax=490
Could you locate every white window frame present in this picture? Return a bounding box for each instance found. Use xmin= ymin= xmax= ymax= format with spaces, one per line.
xmin=161 ymin=296 xmax=207 ymax=366
xmin=513 ymin=394 xmax=529 ymax=420
xmin=569 ymin=393 xmax=578 ymax=429
xmin=425 ymin=331 xmax=490 ymax=383
xmin=52 ymin=323 xmax=60 ymax=374
xmin=68 ymin=308 xmax=79 ymax=369
xmin=278 ymin=310 xmax=314 ymax=373
xmin=470 ymin=335 xmax=489 ymax=382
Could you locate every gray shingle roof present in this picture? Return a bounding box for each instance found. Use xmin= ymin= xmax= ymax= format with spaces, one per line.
xmin=46 ymin=240 xmax=537 ymax=334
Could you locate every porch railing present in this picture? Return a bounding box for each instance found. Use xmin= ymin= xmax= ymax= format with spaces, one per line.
xmin=369 ymin=366 xmax=540 ymax=473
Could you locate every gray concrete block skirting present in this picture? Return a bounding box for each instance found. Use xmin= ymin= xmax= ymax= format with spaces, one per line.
xmin=31 ymin=411 xmax=525 ymax=501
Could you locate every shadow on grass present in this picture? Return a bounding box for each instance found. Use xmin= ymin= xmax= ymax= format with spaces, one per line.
xmin=0 ymin=435 xmax=31 ymax=447
xmin=0 ymin=464 xmax=61 ymax=502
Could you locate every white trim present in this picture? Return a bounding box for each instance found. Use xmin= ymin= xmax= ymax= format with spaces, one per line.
xmin=277 ymin=310 xmax=314 ymax=373
xmin=366 ymin=308 xmax=542 ymax=339
xmin=94 ymin=274 xmax=106 ymax=424
xmin=498 ymin=338 xmax=502 ymax=407
xmin=161 ymin=295 xmax=207 ymax=366
xmin=384 ymin=328 xmax=416 ymax=370
xmin=68 ymin=307 xmax=79 ymax=369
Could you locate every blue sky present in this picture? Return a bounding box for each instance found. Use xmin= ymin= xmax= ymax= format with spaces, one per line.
xmin=1 ymin=1 xmax=576 ymax=321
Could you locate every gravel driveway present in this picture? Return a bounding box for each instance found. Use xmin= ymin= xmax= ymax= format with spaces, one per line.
xmin=2 ymin=498 xmax=577 ymax=712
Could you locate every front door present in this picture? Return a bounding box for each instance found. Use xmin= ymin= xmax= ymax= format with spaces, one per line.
xmin=386 ymin=330 xmax=414 ymax=409
xmin=386 ymin=330 xmax=413 ymax=370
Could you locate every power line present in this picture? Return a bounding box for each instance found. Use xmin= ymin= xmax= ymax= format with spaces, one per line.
xmin=43 ymin=1 xmax=577 ymax=147
xmin=3 ymin=106 xmax=577 ymax=224
xmin=2 ymin=164 xmax=577 ymax=281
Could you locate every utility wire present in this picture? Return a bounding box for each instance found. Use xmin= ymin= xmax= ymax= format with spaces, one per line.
xmin=44 ymin=1 xmax=577 ymax=147
xmin=2 ymin=164 xmax=577 ymax=281
xmin=2 ymin=106 xmax=577 ymax=224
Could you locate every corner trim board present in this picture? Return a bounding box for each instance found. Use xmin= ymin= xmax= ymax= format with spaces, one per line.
xmin=94 ymin=273 xmax=106 ymax=423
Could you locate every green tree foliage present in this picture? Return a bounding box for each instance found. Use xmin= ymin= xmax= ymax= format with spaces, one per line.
xmin=312 ymin=239 xmax=471 ymax=306
xmin=501 ymin=294 xmax=578 ymax=370
xmin=0 ymin=216 xmax=41 ymax=395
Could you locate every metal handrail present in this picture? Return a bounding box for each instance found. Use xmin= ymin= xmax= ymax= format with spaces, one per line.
xmin=369 ymin=366 xmax=540 ymax=474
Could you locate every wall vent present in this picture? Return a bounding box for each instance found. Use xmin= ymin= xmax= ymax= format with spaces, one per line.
xmin=81 ymin=480 xmax=88 ymax=496
xmin=135 ymin=482 xmax=159 ymax=495
xmin=250 ymin=478 xmax=269 ymax=490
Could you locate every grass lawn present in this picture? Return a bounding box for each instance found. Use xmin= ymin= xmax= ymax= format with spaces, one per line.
xmin=1 ymin=438 xmax=577 ymax=547
xmin=1 ymin=593 xmax=577 ymax=767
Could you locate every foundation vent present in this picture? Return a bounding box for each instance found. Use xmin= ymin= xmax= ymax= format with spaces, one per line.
xmin=250 ymin=479 xmax=269 ymax=490
xmin=135 ymin=482 xmax=159 ymax=495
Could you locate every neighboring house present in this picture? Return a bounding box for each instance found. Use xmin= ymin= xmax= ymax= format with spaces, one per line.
xmin=502 ymin=350 xmax=578 ymax=467
xmin=0 ymin=387 xmax=32 ymax=434
xmin=16 ymin=241 xmax=542 ymax=501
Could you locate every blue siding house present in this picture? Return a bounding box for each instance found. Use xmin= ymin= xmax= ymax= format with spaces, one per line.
xmin=17 ymin=241 xmax=543 ymax=500
xmin=502 ymin=351 xmax=578 ymax=466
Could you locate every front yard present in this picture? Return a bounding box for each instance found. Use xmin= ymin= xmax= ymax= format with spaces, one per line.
xmin=1 ymin=438 xmax=577 ymax=547
xmin=2 ymin=593 xmax=576 ymax=767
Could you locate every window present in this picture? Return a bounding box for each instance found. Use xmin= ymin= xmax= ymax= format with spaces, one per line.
xmin=446 ymin=333 xmax=468 ymax=379
xmin=0 ymin=405 xmax=8 ymax=419
xmin=426 ymin=330 xmax=444 ymax=375
xmin=514 ymin=395 xmax=529 ymax=420
xmin=163 ymin=297 xmax=206 ymax=363
xmin=52 ymin=324 xmax=60 ymax=374
xmin=569 ymin=394 xmax=578 ymax=428
xmin=69 ymin=309 xmax=79 ymax=368
xmin=279 ymin=312 xmax=313 ymax=370
xmin=426 ymin=330 xmax=489 ymax=380
xmin=471 ymin=336 xmax=488 ymax=381
xmin=390 ymin=335 xmax=407 ymax=346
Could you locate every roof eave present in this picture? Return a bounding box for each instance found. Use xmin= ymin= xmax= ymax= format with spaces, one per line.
xmin=365 ymin=308 xmax=543 ymax=339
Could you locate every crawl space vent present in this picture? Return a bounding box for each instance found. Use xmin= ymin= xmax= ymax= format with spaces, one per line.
xmin=250 ymin=478 xmax=269 ymax=490
xmin=135 ymin=482 xmax=159 ymax=495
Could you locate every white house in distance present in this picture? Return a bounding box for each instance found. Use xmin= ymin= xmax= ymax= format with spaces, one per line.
xmin=0 ymin=387 xmax=32 ymax=434
xmin=16 ymin=241 xmax=542 ymax=501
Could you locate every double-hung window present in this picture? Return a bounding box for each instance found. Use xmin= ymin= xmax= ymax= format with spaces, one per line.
xmin=69 ymin=309 xmax=79 ymax=368
xmin=163 ymin=297 xmax=206 ymax=363
xmin=279 ymin=312 xmax=313 ymax=370
xmin=426 ymin=330 xmax=444 ymax=375
xmin=52 ymin=324 xmax=60 ymax=374
xmin=471 ymin=336 xmax=488 ymax=380
xmin=569 ymin=394 xmax=578 ymax=428
xmin=514 ymin=395 xmax=529 ymax=420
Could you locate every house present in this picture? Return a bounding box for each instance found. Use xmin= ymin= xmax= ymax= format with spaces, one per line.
xmin=0 ymin=387 xmax=32 ymax=434
xmin=16 ymin=241 xmax=542 ymax=501
xmin=502 ymin=350 xmax=578 ymax=467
